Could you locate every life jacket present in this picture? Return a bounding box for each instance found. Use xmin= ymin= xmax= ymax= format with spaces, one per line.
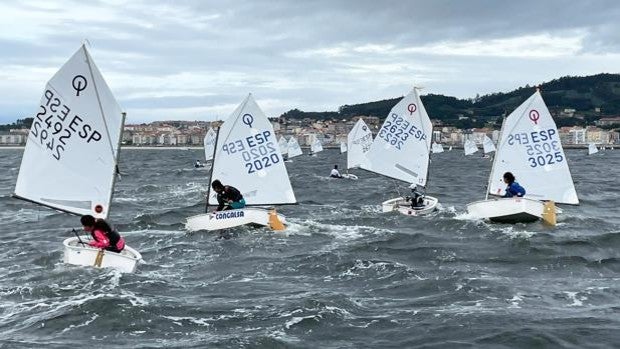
xmin=92 ymin=222 xmax=121 ymax=247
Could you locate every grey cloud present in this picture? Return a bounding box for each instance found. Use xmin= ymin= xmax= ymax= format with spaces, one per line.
xmin=0 ymin=0 xmax=619 ymax=123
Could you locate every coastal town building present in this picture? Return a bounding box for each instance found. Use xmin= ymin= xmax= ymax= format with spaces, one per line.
xmin=1 ymin=118 xmax=618 ymax=147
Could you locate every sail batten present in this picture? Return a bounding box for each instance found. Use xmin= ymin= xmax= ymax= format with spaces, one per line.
xmin=207 ymin=94 xmax=297 ymax=206
xmin=361 ymin=88 xmax=432 ymax=186
xmin=487 ymin=91 xmax=579 ymax=204
xmin=14 ymin=45 xmax=124 ymax=219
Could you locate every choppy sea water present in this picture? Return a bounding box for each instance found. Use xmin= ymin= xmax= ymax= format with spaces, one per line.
xmin=0 ymin=147 xmax=618 ymax=348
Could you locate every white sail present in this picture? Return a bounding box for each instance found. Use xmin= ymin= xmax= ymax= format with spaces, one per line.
xmin=311 ymin=135 xmax=323 ymax=153
xmin=287 ymin=137 xmax=303 ymax=158
xmin=278 ymin=136 xmax=289 ymax=155
xmin=203 ymin=127 xmax=216 ymax=161
xmin=588 ymin=143 xmax=598 ymax=155
xmin=346 ymin=118 xmax=373 ymax=169
xmin=431 ymin=142 xmax=444 ymax=153
xmin=14 ymin=44 xmax=123 ymax=219
xmin=208 ymin=94 xmax=296 ymax=206
xmin=464 ymin=139 xmax=478 ymax=155
xmin=340 ymin=142 xmax=347 ymax=153
xmin=483 ymin=135 xmax=496 ymax=153
xmin=449 ymin=146 xmax=453 ymax=151
xmin=361 ymin=88 xmax=432 ymax=186
xmin=487 ymin=91 xmax=578 ymax=204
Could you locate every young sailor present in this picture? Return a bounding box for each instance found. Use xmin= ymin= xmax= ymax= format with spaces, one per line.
xmin=330 ymin=165 xmax=344 ymax=179
xmin=195 ymin=160 xmax=204 ymax=168
xmin=80 ymin=215 xmax=126 ymax=253
xmin=502 ymin=172 xmax=526 ymax=198
xmin=409 ymin=184 xmax=426 ymax=208
xmin=211 ymin=179 xmax=246 ymax=211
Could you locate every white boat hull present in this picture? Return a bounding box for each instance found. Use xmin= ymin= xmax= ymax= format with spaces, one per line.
xmin=63 ymin=237 xmax=142 ymax=273
xmin=185 ymin=207 xmax=287 ymax=231
xmin=466 ymin=197 xmax=548 ymax=223
xmin=342 ymin=174 xmax=358 ymax=180
xmin=381 ymin=195 xmax=439 ymax=216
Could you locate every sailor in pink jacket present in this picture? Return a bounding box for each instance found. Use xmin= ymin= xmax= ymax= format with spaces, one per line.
xmin=80 ymin=215 xmax=126 ymax=253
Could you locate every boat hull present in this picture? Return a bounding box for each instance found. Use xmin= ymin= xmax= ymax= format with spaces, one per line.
xmin=466 ymin=197 xmax=548 ymax=223
xmin=382 ymin=195 xmax=438 ymax=216
xmin=63 ymin=237 xmax=142 ymax=273
xmin=342 ymin=174 xmax=358 ymax=180
xmin=185 ymin=208 xmax=287 ymax=231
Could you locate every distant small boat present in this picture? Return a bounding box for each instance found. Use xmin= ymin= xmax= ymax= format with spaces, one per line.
xmin=345 ymin=118 xmax=373 ymax=179
xmin=483 ymin=135 xmax=496 ymax=154
xmin=287 ymin=137 xmax=303 ymax=158
xmin=310 ymin=135 xmax=323 ymax=155
xmin=431 ymin=142 xmax=444 ymax=153
xmin=204 ymin=127 xmax=216 ymax=161
xmin=464 ymin=139 xmax=478 ymax=155
xmin=588 ymin=143 xmax=599 ymax=155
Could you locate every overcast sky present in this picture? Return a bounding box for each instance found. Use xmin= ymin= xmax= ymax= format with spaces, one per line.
xmin=1 ymin=0 xmax=619 ymax=123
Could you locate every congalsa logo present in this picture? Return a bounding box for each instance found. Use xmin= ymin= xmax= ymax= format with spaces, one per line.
xmin=214 ymin=211 xmax=245 ymax=220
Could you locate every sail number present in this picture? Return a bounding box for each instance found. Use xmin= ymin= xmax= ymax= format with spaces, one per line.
xmin=506 ymin=128 xmax=565 ymax=168
xmin=221 ymin=130 xmax=281 ymax=174
xmin=378 ymin=113 xmax=426 ymax=150
xmin=30 ymin=89 xmax=103 ymax=161
xmin=352 ymin=133 xmax=373 ymax=152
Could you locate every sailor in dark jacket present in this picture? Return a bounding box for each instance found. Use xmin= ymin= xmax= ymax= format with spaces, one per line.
xmin=211 ymin=179 xmax=246 ymax=211
xmin=502 ymin=172 xmax=526 ymax=198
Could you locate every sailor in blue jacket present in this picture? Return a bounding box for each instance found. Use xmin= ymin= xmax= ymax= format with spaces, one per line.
xmin=502 ymin=172 xmax=526 ymax=197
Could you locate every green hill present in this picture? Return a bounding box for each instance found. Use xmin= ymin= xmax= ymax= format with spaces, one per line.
xmin=280 ymin=73 xmax=620 ymax=128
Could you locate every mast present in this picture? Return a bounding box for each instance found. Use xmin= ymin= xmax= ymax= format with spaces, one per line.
xmin=107 ymin=112 xmax=126 ymax=217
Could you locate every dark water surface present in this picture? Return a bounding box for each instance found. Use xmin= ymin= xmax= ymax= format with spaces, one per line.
xmin=0 ymin=148 xmax=618 ymax=348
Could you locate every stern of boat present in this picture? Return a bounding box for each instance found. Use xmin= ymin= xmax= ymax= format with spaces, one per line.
xmin=62 ymin=237 xmax=141 ymax=273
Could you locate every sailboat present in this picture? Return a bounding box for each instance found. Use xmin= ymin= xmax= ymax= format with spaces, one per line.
xmin=309 ymin=135 xmax=323 ymax=156
xmin=185 ymin=94 xmax=297 ymax=231
xmin=588 ymin=143 xmax=599 ymax=155
xmin=482 ymin=135 xmax=496 ymax=154
xmin=464 ymin=139 xmax=478 ymax=155
xmin=204 ymin=127 xmax=217 ymax=162
xmin=466 ymin=90 xmax=578 ymax=224
xmin=360 ymin=87 xmax=438 ymax=216
xmin=431 ymin=142 xmax=444 ymax=153
xmin=287 ymin=137 xmax=303 ymax=159
xmin=13 ymin=44 xmax=141 ymax=273
xmin=481 ymin=135 xmax=495 ymax=158
xmin=340 ymin=142 xmax=347 ymax=153
xmin=342 ymin=118 xmax=373 ymax=180
xmin=278 ymin=136 xmax=289 ymax=160
xmin=449 ymin=146 xmax=453 ymax=151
